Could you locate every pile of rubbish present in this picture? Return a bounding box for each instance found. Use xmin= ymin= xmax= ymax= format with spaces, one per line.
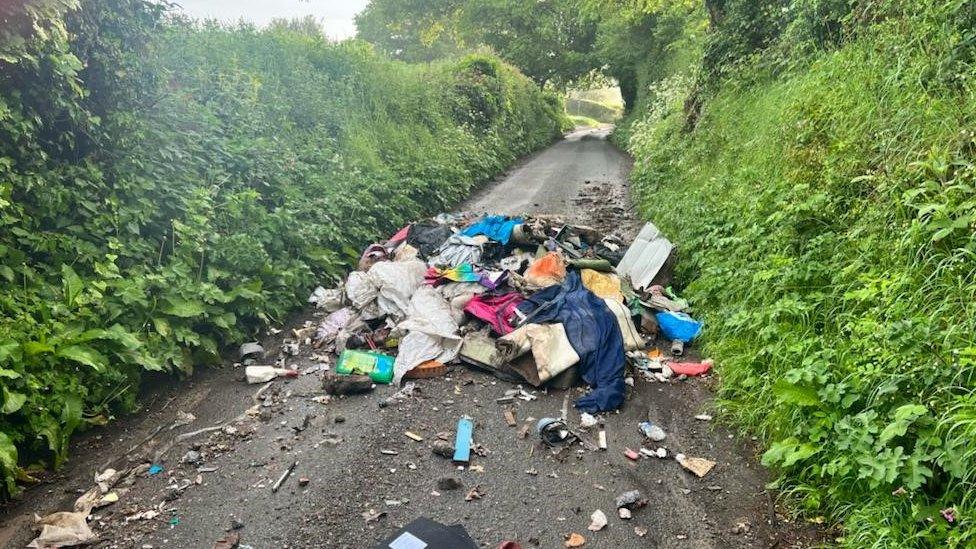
xmin=301 ymin=212 xmax=707 ymax=413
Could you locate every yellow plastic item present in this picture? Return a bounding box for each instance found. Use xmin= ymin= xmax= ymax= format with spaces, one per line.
xmin=580 ymin=269 xmax=624 ymax=302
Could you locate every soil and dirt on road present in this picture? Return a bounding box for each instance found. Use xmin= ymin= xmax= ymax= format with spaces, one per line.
xmin=1 ymin=127 xmax=823 ymax=549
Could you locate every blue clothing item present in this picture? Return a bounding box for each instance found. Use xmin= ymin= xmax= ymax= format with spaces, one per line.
xmin=656 ymin=311 xmax=703 ymax=342
xmin=517 ymin=270 xmax=627 ymax=413
xmin=461 ymin=215 xmax=524 ymax=245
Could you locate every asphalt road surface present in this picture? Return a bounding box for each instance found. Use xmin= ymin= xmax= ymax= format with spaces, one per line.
xmin=0 ymin=127 xmax=821 ymax=549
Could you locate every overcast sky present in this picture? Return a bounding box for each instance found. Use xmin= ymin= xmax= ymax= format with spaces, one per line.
xmin=172 ymin=0 xmax=370 ymax=40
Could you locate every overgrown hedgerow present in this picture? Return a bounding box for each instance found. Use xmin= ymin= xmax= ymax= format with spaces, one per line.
xmin=617 ymin=1 xmax=976 ymax=546
xmin=0 ymin=0 xmax=563 ymax=497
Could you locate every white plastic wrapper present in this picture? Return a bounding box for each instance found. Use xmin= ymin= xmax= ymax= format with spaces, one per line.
xmin=367 ymin=259 xmax=427 ymax=320
xmin=345 ymin=271 xmax=381 ymax=320
xmin=393 ymin=287 xmax=462 ymax=384
xmin=308 ymin=285 xmax=345 ymax=312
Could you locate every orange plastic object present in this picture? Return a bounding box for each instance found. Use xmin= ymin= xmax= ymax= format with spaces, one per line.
xmin=404 ymin=360 xmax=448 ymax=379
xmin=524 ymin=252 xmax=566 ymax=287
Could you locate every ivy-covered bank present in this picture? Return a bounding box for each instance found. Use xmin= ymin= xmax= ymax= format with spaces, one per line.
xmin=613 ymin=1 xmax=976 ymax=546
xmin=0 ymin=0 xmax=564 ymax=496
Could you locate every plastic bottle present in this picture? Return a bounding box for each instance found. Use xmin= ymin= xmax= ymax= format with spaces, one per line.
xmin=638 ymin=421 xmax=666 ymax=441
xmin=335 ymin=349 xmax=395 ymax=384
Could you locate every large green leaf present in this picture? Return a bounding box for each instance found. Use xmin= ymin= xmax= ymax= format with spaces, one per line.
xmin=0 ymin=432 xmax=19 ymax=495
xmin=22 ymin=341 xmax=54 ymax=356
xmin=160 ymin=297 xmax=206 ymax=318
xmin=0 ymin=341 xmax=19 ymax=363
xmin=61 ymin=264 xmax=84 ymax=307
xmin=772 ymin=381 xmax=820 ymax=407
xmin=56 ymin=345 xmax=109 ymax=372
xmin=1 ymin=387 xmax=27 ymax=414
xmin=61 ymin=395 xmax=83 ymax=433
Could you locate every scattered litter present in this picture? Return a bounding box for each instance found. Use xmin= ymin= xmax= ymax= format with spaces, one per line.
xmin=464 ymin=485 xmax=484 ymax=501
xmin=537 ymin=417 xmax=575 ymax=446
xmin=380 ymin=449 xmax=400 ymax=456
xmin=271 ymin=460 xmax=297 ymax=493
xmin=615 ymin=490 xmax=645 ymax=510
xmin=618 ymin=508 xmax=632 ymax=519
xmin=298 ymin=477 xmax=310 ymax=487
xmin=362 ymin=509 xmax=386 ymax=523
xmin=669 ymin=359 xmax=714 ymax=376
xmin=239 ymin=342 xmax=264 ymax=360
xmin=322 ymin=372 xmax=373 ymax=395
xmin=638 ymin=421 xmax=666 ymax=441
xmin=564 ymin=532 xmax=586 ymax=547
xmin=336 ymin=349 xmax=395 ymax=384
xmin=378 ymin=383 xmax=419 ymax=409
xmin=675 ymin=454 xmax=716 ymax=478
xmin=96 ymin=492 xmax=118 ymax=507
xmin=579 ymin=413 xmax=598 ymax=429
xmin=597 ymin=428 xmax=607 ymax=450
xmin=655 ymin=311 xmax=702 ymax=343
xmin=670 ymin=339 xmax=684 ymax=356
xmin=431 ymin=440 xmax=454 ymax=458
xmin=694 ymin=414 xmax=713 ymax=421
xmin=503 ymin=409 xmax=517 ymax=427
xmin=634 ymin=526 xmax=648 ymax=537
xmin=245 ymin=366 xmax=298 ymax=384
xmin=148 ymin=464 xmax=163 ymax=476
xmin=405 ymin=431 xmax=424 ymax=442
xmin=624 ymin=448 xmax=640 ymax=461
xmin=587 ymin=510 xmax=607 ymax=532
xmin=453 ymin=416 xmax=474 ymax=463
xmin=378 ymin=517 xmax=478 ymax=549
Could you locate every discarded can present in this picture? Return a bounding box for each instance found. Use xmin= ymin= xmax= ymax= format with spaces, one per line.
xmin=335 ymin=349 xmax=394 ymax=384
xmin=638 ymin=421 xmax=666 ymax=442
xmin=536 ymin=417 xmax=571 ymax=446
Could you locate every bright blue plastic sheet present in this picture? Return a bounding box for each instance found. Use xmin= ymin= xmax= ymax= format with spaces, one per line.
xmin=655 ymin=311 xmax=703 ymax=342
xmin=517 ymin=270 xmax=626 ymax=413
xmin=461 ymin=215 xmax=523 ymax=245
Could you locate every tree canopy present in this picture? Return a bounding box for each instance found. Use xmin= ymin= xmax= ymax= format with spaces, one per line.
xmin=356 ymin=0 xmax=600 ymax=88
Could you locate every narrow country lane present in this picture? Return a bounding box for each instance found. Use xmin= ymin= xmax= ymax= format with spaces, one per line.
xmin=1 ymin=129 xmax=818 ymax=549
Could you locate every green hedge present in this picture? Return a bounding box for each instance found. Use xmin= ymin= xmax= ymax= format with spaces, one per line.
xmin=618 ymin=2 xmax=976 ymax=546
xmin=0 ymin=0 xmax=563 ymax=496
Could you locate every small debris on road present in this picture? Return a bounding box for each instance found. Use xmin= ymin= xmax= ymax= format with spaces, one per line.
xmin=464 ymin=485 xmax=484 ymax=501
xmin=587 ymin=510 xmax=607 ymax=532
xmin=675 ymin=454 xmax=716 ymax=478
xmin=564 ymin=532 xmax=586 ymax=547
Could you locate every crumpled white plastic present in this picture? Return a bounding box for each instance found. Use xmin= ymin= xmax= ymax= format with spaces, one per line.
xmin=308 ymin=285 xmax=345 ymax=312
xmin=393 ymin=287 xmax=462 ymax=384
xmin=368 ymin=260 xmax=427 ymax=320
xmin=345 ymin=271 xmax=381 ymax=320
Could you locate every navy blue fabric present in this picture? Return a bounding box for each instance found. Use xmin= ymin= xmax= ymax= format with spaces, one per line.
xmin=517 ymin=270 xmax=627 ymax=412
